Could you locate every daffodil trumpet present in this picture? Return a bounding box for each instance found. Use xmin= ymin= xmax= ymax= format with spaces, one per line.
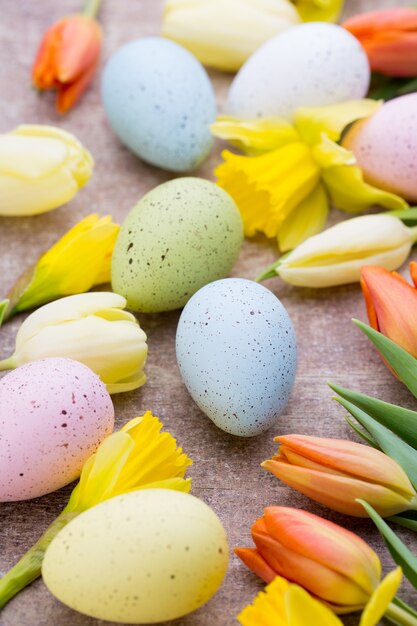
xmin=257 ymin=214 xmax=417 ymax=288
xmin=238 ymin=570 xmax=409 ymax=626
xmin=3 ymin=214 xmax=119 ymax=320
xmin=212 ymin=100 xmax=407 ymax=251
xmin=0 ymin=412 xmax=192 ymax=609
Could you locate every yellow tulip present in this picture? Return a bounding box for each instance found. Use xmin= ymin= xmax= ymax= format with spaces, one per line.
xmin=238 ymin=570 xmax=403 ymax=626
xmin=258 ymin=214 xmax=417 ymax=288
xmin=162 ymin=0 xmax=301 ymax=72
xmin=5 ymin=214 xmax=119 ymax=318
xmin=0 ymin=125 xmax=93 ymax=216
xmin=212 ymin=100 xmax=407 ymax=251
xmin=0 ymin=292 xmax=147 ymax=393
xmin=0 ymin=411 xmax=192 ymax=609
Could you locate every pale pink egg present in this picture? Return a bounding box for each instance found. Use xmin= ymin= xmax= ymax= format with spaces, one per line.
xmin=344 ymin=93 xmax=417 ymax=202
xmin=0 ymin=358 xmax=114 ymax=501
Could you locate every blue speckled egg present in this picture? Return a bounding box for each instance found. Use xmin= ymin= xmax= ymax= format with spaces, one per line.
xmin=101 ymin=37 xmax=216 ymax=172
xmin=176 ymin=279 xmax=297 ymax=437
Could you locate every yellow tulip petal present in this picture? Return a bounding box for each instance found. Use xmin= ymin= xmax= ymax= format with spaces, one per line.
xmin=215 ymin=144 xmax=320 ymax=238
xmin=295 ymin=100 xmax=381 ymax=145
xmin=286 ymin=585 xmax=343 ymax=626
xmin=292 ymin=0 xmax=343 ymax=22
xmin=238 ymin=576 xmax=290 ymax=626
xmin=278 ymin=183 xmax=329 ymax=251
xmin=65 ymin=412 xmax=192 ymax=513
xmin=322 ymin=164 xmax=408 ymax=213
xmin=359 ymin=568 xmax=402 ymax=626
xmin=211 ymin=116 xmax=299 ymax=155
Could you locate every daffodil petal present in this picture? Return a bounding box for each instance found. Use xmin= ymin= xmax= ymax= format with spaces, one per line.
xmin=292 ymin=0 xmax=344 ymax=22
xmin=211 ymin=116 xmax=299 ymax=155
xmin=278 ymin=183 xmax=329 ymax=252
xmin=215 ymin=144 xmax=320 ymax=238
xmin=295 ymin=100 xmax=381 ymax=145
xmin=238 ymin=576 xmax=290 ymax=626
xmin=322 ymin=164 xmax=408 ymax=213
xmin=312 ymin=137 xmax=356 ymax=169
xmin=359 ymin=568 xmax=402 ymax=626
xmin=286 ymin=585 xmax=343 ymax=626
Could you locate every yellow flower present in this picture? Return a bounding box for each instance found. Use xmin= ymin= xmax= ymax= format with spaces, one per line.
xmin=238 ymin=569 xmax=402 ymax=626
xmin=0 ymin=411 xmax=192 ymax=609
xmin=0 ymin=125 xmax=93 ymax=216
xmin=65 ymin=411 xmax=192 ymax=513
xmin=5 ymin=214 xmax=119 ymax=318
xmin=212 ymin=100 xmax=407 ymax=251
xmin=293 ymin=0 xmax=343 ymax=22
xmin=162 ymin=0 xmax=301 ymax=72
xmin=0 ymin=292 xmax=148 ymax=394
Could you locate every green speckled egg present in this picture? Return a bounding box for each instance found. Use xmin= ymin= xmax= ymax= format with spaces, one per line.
xmin=111 ymin=178 xmax=243 ymax=312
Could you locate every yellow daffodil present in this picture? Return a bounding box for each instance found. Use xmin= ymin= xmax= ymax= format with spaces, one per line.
xmin=238 ymin=569 xmax=403 ymax=626
xmin=0 ymin=412 xmax=192 ymax=609
xmin=0 ymin=292 xmax=148 ymax=393
xmin=0 ymin=125 xmax=93 ymax=216
xmin=212 ymin=100 xmax=408 ymax=251
xmin=4 ymin=214 xmax=119 ymax=319
xmin=293 ymin=0 xmax=343 ymax=22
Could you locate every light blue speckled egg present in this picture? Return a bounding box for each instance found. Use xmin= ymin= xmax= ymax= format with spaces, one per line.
xmin=176 ymin=278 xmax=297 ymax=437
xmin=101 ymin=37 xmax=216 ymax=172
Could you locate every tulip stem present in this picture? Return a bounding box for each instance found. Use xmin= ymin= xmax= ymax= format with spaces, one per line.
xmin=387 ymin=601 xmax=417 ymax=626
xmin=0 ymin=300 xmax=8 ymax=328
xmin=0 ymin=356 xmax=16 ymax=371
xmin=408 ymin=225 xmax=417 ymax=244
xmin=0 ymin=511 xmax=78 ymax=610
xmin=82 ymin=0 xmax=102 ymax=18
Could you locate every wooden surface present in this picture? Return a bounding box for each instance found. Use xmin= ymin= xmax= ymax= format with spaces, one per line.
xmin=0 ymin=1 xmax=416 ymax=625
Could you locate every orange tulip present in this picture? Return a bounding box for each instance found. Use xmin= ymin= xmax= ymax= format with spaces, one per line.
xmin=235 ymin=507 xmax=383 ymax=614
xmin=361 ymin=264 xmax=417 ymax=359
xmin=343 ymin=8 xmax=417 ymax=78
xmin=32 ymin=12 xmax=101 ymax=113
xmin=262 ymin=434 xmax=417 ymax=517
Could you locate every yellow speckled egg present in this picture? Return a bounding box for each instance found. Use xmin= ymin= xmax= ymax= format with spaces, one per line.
xmin=42 ymin=489 xmax=229 ymax=623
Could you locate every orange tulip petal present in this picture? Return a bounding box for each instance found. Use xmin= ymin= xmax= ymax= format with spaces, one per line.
xmin=56 ymin=15 xmax=101 ymax=83
xmin=56 ymin=59 xmax=98 ymax=114
xmin=410 ymin=262 xmax=417 ymax=289
xmin=361 ymin=265 xmax=417 ymax=357
xmin=234 ymin=547 xmax=277 ymax=583
xmin=32 ymin=20 xmax=66 ymax=89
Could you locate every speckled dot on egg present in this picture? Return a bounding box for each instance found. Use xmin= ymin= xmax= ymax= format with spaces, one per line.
xmin=101 ymin=37 xmax=216 ymax=172
xmin=0 ymin=358 xmax=114 ymax=501
xmin=176 ymin=278 xmax=297 ymax=437
xmin=42 ymin=490 xmax=228 ymax=623
xmin=226 ymin=22 xmax=370 ymax=120
xmin=343 ymin=93 xmax=417 ymax=203
xmin=111 ymin=177 xmax=244 ymax=313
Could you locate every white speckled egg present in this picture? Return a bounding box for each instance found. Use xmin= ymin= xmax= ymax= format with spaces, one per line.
xmin=111 ymin=178 xmax=243 ymax=313
xmin=343 ymin=93 xmax=417 ymax=203
xmin=42 ymin=489 xmax=228 ymax=623
xmin=0 ymin=358 xmax=114 ymax=501
xmin=101 ymin=37 xmax=216 ymax=172
xmin=176 ymin=278 xmax=297 ymax=436
xmin=227 ymin=23 xmax=370 ymax=120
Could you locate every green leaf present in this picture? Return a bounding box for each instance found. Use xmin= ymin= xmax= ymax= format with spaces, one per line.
xmin=358 ymin=500 xmax=417 ymax=589
xmin=329 ymin=383 xmax=417 ymax=449
xmin=334 ymin=396 xmax=417 ymax=491
xmin=390 ymin=514 xmax=417 ymax=533
xmin=0 ymin=300 xmax=9 ymax=328
xmin=392 ymin=596 xmax=417 ymax=620
xmin=353 ymin=319 xmax=417 ymax=400
xmin=342 ymin=411 xmax=378 ymax=448
xmin=387 ymin=208 xmax=417 ymax=227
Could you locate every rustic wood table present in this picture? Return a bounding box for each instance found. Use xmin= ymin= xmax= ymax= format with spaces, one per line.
xmin=0 ymin=1 xmax=416 ymax=625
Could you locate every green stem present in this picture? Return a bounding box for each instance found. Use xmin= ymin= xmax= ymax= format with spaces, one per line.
xmin=0 ymin=300 xmax=9 ymax=327
xmin=82 ymin=0 xmax=103 ymax=18
xmin=386 ymin=601 xmax=417 ymax=626
xmin=0 ymin=356 xmax=16 ymax=372
xmin=0 ymin=511 xmax=78 ymax=610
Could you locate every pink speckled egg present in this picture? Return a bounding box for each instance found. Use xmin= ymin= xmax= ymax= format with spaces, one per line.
xmin=344 ymin=93 xmax=417 ymax=202
xmin=0 ymin=358 xmax=114 ymax=501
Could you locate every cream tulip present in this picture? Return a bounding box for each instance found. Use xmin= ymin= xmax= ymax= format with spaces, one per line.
xmin=258 ymin=215 xmax=417 ymax=288
xmin=162 ymin=0 xmax=301 ymax=72
xmin=0 ymin=293 xmax=147 ymax=393
xmin=0 ymin=125 xmax=93 ymax=216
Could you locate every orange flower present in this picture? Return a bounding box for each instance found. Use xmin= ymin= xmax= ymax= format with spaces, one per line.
xmin=361 ymin=264 xmax=417 ymax=359
xmin=262 ymin=434 xmax=417 ymax=517
xmin=235 ymin=507 xmax=383 ymax=614
xmin=32 ymin=13 xmax=101 ymax=113
xmin=343 ymin=8 xmax=417 ymax=78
